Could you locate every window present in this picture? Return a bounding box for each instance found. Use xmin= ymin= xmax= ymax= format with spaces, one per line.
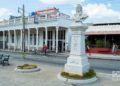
xmin=48 ymin=31 xmax=52 ymax=40
xmin=12 ymin=34 xmax=14 ymax=43
xmin=43 ymin=31 xmax=45 ymax=39
xmin=30 ymin=34 xmax=32 ymax=45
xmin=34 ymin=34 xmax=36 ymax=45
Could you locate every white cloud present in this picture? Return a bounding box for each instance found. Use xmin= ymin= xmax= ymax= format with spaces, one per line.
xmin=0 ymin=8 xmax=13 ymax=21
xmin=40 ymin=0 xmax=85 ymax=4
xmin=84 ymin=3 xmax=120 ymax=18
xmin=70 ymin=3 xmax=120 ymax=23
xmin=83 ymin=3 xmax=120 ymax=23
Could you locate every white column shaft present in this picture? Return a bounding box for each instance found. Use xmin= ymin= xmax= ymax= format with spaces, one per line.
xmin=45 ymin=27 xmax=48 ymax=46
xmin=8 ymin=31 xmax=10 ymax=50
xmin=21 ymin=30 xmax=23 ymax=51
xmin=56 ymin=27 xmax=59 ymax=53
xmin=36 ymin=28 xmax=39 ymax=50
xmin=52 ymin=30 xmax=55 ymax=51
xmin=28 ymin=29 xmax=30 ymax=52
xmin=3 ymin=31 xmax=5 ymax=50
xmin=14 ymin=30 xmax=16 ymax=51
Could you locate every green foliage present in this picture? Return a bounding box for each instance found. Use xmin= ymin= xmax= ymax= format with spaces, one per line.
xmin=83 ymin=69 xmax=96 ymax=79
xmin=17 ymin=64 xmax=37 ymax=69
xmin=105 ymin=41 xmax=111 ymax=48
xmin=86 ymin=39 xmax=92 ymax=46
xmin=96 ymin=40 xmax=104 ymax=48
xmin=61 ymin=69 xmax=96 ymax=80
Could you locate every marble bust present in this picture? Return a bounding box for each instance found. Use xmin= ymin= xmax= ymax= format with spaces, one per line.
xmin=73 ymin=4 xmax=88 ymax=23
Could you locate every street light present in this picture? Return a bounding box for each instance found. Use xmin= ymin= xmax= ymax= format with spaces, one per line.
xmin=18 ymin=4 xmax=25 ymax=52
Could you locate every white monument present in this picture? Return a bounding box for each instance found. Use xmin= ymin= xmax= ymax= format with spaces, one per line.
xmin=64 ymin=4 xmax=90 ymax=76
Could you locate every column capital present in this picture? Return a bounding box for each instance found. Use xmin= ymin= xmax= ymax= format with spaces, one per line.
xmin=36 ymin=27 xmax=39 ymax=29
xmin=45 ymin=27 xmax=48 ymax=29
xmin=56 ymin=26 xmax=59 ymax=29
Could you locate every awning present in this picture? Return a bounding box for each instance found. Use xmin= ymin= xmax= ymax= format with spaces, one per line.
xmin=85 ymin=25 xmax=120 ymax=35
xmin=85 ymin=31 xmax=120 ymax=35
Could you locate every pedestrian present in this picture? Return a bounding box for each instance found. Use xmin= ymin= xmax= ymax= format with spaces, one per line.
xmin=112 ymin=43 xmax=118 ymax=55
xmin=87 ymin=45 xmax=91 ymax=56
xmin=43 ymin=44 xmax=48 ymax=55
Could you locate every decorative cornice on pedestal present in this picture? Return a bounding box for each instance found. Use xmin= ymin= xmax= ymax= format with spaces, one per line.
xmin=71 ymin=23 xmax=88 ymax=32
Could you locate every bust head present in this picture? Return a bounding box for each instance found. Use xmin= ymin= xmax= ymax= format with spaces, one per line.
xmin=76 ymin=4 xmax=82 ymax=16
xmin=73 ymin=4 xmax=88 ymax=23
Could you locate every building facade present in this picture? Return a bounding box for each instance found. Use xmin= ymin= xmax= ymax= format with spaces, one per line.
xmin=86 ymin=23 xmax=120 ymax=48
xmin=0 ymin=8 xmax=72 ymax=53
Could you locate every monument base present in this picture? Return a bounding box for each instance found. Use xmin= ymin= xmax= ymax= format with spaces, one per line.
xmin=64 ymin=54 xmax=90 ymax=76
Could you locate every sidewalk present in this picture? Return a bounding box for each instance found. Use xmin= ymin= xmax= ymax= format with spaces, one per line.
xmin=1 ymin=50 xmax=120 ymax=60
xmin=0 ymin=58 xmax=120 ymax=86
xmin=47 ymin=52 xmax=120 ymax=61
xmin=88 ymin=53 xmax=120 ymax=60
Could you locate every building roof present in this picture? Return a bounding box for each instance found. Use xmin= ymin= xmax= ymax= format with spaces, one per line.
xmin=86 ymin=23 xmax=120 ymax=35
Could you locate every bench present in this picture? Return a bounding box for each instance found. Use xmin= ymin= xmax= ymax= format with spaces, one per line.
xmin=0 ymin=54 xmax=3 ymax=63
xmin=0 ymin=55 xmax=10 ymax=66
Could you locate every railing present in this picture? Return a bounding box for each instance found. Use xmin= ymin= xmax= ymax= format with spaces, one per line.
xmin=0 ymin=14 xmax=71 ymax=27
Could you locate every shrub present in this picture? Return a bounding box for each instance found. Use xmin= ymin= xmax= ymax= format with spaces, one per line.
xmin=17 ymin=64 xmax=37 ymax=69
xmin=105 ymin=41 xmax=111 ymax=48
xmin=83 ymin=69 xmax=96 ymax=79
xmin=61 ymin=69 xmax=96 ymax=80
xmin=96 ymin=40 xmax=104 ymax=48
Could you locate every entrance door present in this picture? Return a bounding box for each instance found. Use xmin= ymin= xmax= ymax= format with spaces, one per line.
xmin=58 ymin=30 xmax=66 ymax=52
xmin=47 ymin=31 xmax=53 ymax=50
xmin=58 ymin=40 xmax=65 ymax=52
xmin=5 ymin=33 xmax=8 ymax=49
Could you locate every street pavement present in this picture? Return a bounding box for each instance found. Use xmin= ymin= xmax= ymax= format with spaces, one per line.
xmin=0 ymin=53 xmax=120 ymax=86
xmin=0 ymin=51 xmax=120 ymax=74
xmin=0 ymin=51 xmax=120 ymax=86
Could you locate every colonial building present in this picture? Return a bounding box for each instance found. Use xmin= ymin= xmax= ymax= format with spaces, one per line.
xmin=86 ymin=21 xmax=120 ymax=48
xmin=0 ymin=8 xmax=72 ymax=53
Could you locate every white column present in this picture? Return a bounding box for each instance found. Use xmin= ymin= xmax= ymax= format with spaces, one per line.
xmin=3 ymin=31 xmax=5 ymax=50
xmin=14 ymin=30 xmax=16 ymax=51
xmin=36 ymin=28 xmax=39 ymax=50
xmin=52 ymin=30 xmax=55 ymax=51
xmin=8 ymin=30 xmax=11 ymax=50
xmin=45 ymin=27 xmax=48 ymax=46
xmin=28 ymin=29 xmax=30 ymax=52
xmin=65 ymin=28 xmax=69 ymax=52
xmin=21 ymin=29 xmax=23 ymax=51
xmin=56 ymin=27 xmax=59 ymax=53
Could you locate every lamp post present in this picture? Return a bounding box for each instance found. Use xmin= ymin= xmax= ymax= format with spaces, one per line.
xmin=18 ymin=4 xmax=25 ymax=52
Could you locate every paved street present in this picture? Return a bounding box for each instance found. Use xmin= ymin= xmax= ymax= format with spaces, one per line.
xmin=0 ymin=51 xmax=120 ymax=74
xmin=0 ymin=56 xmax=120 ymax=86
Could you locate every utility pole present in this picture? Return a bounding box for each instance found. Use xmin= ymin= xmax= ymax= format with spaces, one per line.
xmin=18 ymin=4 xmax=26 ymax=52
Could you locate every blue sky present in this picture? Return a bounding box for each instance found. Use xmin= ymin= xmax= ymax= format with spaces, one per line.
xmin=0 ymin=0 xmax=120 ymax=23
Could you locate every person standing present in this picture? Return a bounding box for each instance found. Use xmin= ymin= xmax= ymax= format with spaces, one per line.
xmin=87 ymin=45 xmax=91 ymax=56
xmin=43 ymin=44 xmax=48 ymax=55
xmin=112 ymin=43 xmax=118 ymax=55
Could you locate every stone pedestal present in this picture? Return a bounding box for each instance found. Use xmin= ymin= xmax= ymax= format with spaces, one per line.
xmin=64 ymin=23 xmax=90 ymax=76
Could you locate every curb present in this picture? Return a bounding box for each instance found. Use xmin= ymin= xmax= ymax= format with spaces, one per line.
xmin=57 ymin=73 xmax=97 ymax=84
xmin=97 ymin=72 xmax=112 ymax=77
xmin=88 ymin=57 xmax=120 ymax=61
